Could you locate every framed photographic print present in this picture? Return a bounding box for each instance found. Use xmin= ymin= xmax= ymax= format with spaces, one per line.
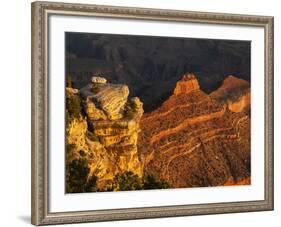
xmin=31 ymin=1 xmax=274 ymax=225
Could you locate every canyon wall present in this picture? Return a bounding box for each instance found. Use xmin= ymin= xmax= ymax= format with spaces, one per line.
xmin=66 ymin=73 xmax=251 ymax=191
xmin=138 ymin=73 xmax=251 ymax=188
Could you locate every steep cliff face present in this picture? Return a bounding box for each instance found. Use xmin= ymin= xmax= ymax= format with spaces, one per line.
xmin=138 ymin=73 xmax=250 ymax=188
xmin=66 ymin=77 xmax=144 ymax=192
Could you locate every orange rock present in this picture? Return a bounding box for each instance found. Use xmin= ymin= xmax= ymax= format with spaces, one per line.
xmin=173 ymin=73 xmax=200 ymax=95
xmin=228 ymin=92 xmax=250 ymax=113
xmin=138 ymin=73 xmax=251 ymax=189
xmin=210 ymin=75 xmax=250 ymax=113
xmin=224 ymin=177 xmax=251 ymax=186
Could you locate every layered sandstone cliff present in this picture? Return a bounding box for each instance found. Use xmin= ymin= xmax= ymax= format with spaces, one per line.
xmin=66 ymin=76 xmax=144 ymax=191
xmin=138 ymin=73 xmax=251 ymax=188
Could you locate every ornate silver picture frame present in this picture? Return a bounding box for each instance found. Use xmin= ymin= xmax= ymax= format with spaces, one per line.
xmin=31 ymin=1 xmax=273 ymax=225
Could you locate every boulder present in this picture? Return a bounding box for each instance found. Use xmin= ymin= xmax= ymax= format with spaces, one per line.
xmin=93 ymin=84 xmax=129 ymax=120
xmin=92 ymin=76 xmax=107 ymax=84
xmin=80 ymin=80 xmax=129 ymax=120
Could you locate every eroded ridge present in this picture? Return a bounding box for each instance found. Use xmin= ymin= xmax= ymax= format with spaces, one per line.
xmin=138 ymin=73 xmax=251 ymax=188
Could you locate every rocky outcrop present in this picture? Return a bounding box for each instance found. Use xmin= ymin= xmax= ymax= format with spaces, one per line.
xmin=139 ymin=73 xmax=251 ymax=188
xmin=66 ymin=76 xmax=144 ymax=191
xmin=66 ymin=117 xmax=115 ymax=182
xmin=80 ymin=77 xmax=130 ymax=120
xmin=210 ymin=75 xmax=250 ymax=113
xmin=91 ymin=76 xmax=107 ymax=84
xmin=173 ymin=73 xmax=200 ymax=95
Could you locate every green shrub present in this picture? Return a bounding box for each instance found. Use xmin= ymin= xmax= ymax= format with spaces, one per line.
xmin=113 ymin=171 xmax=170 ymax=191
xmin=66 ymin=158 xmax=97 ymax=193
xmin=66 ymin=93 xmax=82 ymax=119
xmin=114 ymin=171 xmax=143 ymax=191
xmin=84 ymin=175 xmax=98 ymax=192
xmin=67 ymin=158 xmax=89 ymax=193
xmin=143 ymin=174 xmax=170 ymax=189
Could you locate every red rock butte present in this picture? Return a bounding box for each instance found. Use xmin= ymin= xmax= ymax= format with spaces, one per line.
xmin=173 ymin=73 xmax=200 ymax=95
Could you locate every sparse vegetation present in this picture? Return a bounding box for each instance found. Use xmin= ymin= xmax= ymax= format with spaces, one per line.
xmin=143 ymin=174 xmax=170 ymax=189
xmin=112 ymin=171 xmax=170 ymax=191
xmin=66 ymin=158 xmax=98 ymax=193
xmin=67 ymin=168 xmax=170 ymax=193
xmin=66 ymin=91 xmax=83 ymax=127
xmin=114 ymin=171 xmax=143 ymax=191
xmin=84 ymin=175 xmax=98 ymax=192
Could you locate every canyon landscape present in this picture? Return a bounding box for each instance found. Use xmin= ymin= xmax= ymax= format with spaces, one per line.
xmin=65 ymin=32 xmax=251 ymax=193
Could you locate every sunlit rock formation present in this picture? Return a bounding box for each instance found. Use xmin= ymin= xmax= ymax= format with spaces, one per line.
xmin=138 ymin=73 xmax=251 ymax=188
xmin=66 ymin=76 xmax=144 ymax=191
xmin=80 ymin=76 xmax=130 ymax=120
xmin=173 ymin=73 xmax=200 ymax=95
xmin=66 ymin=73 xmax=251 ymax=192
